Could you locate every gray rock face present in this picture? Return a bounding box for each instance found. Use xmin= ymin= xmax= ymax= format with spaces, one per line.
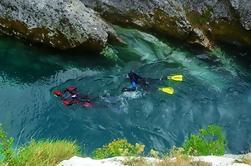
xmin=0 ymin=0 xmax=117 ymax=50
xmin=183 ymin=0 xmax=251 ymax=46
xmin=82 ymin=0 xmax=192 ymax=38
xmin=229 ymin=0 xmax=251 ymax=30
xmin=81 ymin=0 xmax=251 ymax=48
xmin=0 ymin=0 xmax=250 ymax=50
xmin=183 ymin=0 xmax=251 ymax=30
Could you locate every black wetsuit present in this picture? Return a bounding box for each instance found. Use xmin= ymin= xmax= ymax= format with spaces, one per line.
xmin=122 ymin=71 xmax=149 ymax=92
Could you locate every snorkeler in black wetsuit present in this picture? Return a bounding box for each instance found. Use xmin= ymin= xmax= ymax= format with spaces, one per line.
xmin=122 ymin=71 xmax=149 ymax=92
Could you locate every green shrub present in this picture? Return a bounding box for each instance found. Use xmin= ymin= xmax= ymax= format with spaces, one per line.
xmin=92 ymin=139 xmax=145 ymax=159
xmin=149 ymin=149 xmax=160 ymax=158
xmin=168 ymin=147 xmax=189 ymax=159
xmin=0 ymin=125 xmax=16 ymax=166
xmin=15 ymin=140 xmax=80 ymax=166
xmin=101 ymin=46 xmax=119 ymax=61
xmin=0 ymin=125 xmax=80 ymax=166
xmin=183 ymin=125 xmax=226 ymax=156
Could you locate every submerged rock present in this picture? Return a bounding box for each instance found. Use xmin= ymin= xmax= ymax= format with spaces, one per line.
xmin=0 ymin=0 xmax=118 ymax=51
xmin=81 ymin=0 xmax=251 ymax=49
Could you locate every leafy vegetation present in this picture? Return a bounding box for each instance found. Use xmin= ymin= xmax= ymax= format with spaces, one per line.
xmin=101 ymin=46 xmax=119 ymax=61
xmin=92 ymin=139 xmax=145 ymax=159
xmin=0 ymin=125 xmax=16 ymax=165
xmin=148 ymin=149 xmax=160 ymax=158
xmin=0 ymin=124 xmax=228 ymax=166
xmin=210 ymin=48 xmax=237 ymax=76
xmin=183 ymin=125 xmax=226 ymax=156
xmin=0 ymin=125 xmax=79 ymax=166
xmin=15 ymin=140 xmax=80 ymax=166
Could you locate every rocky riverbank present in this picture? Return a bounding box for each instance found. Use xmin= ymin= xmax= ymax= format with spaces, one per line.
xmin=81 ymin=0 xmax=251 ymax=49
xmin=0 ymin=0 xmax=250 ymax=51
xmin=0 ymin=0 xmax=119 ymax=51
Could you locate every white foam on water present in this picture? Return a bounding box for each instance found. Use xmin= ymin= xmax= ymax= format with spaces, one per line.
xmin=116 ymin=27 xmax=172 ymax=62
xmin=122 ymin=91 xmax=143 ymax=99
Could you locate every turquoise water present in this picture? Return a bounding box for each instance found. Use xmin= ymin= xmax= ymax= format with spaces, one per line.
xmin=0 ymin=27 xmax=251 ymax=154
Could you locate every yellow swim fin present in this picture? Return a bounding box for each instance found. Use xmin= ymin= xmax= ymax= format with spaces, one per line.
xmin=167 ymin=75 xmax=183 ymax=81
xmin=159 ymin=87 xmax=174 ymax=95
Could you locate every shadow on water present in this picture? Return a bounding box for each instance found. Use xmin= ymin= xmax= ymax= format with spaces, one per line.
xmin=0 ymin=27 xmax=251 ymax=155
xmin=0 ymin=37 xmax=115 ymax=83
xmin=216 ymin=42 xmax=251 ymax=70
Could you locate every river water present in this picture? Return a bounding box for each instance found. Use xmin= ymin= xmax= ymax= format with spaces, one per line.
xmin=0 ymin=27 xmax=250 ymax=154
